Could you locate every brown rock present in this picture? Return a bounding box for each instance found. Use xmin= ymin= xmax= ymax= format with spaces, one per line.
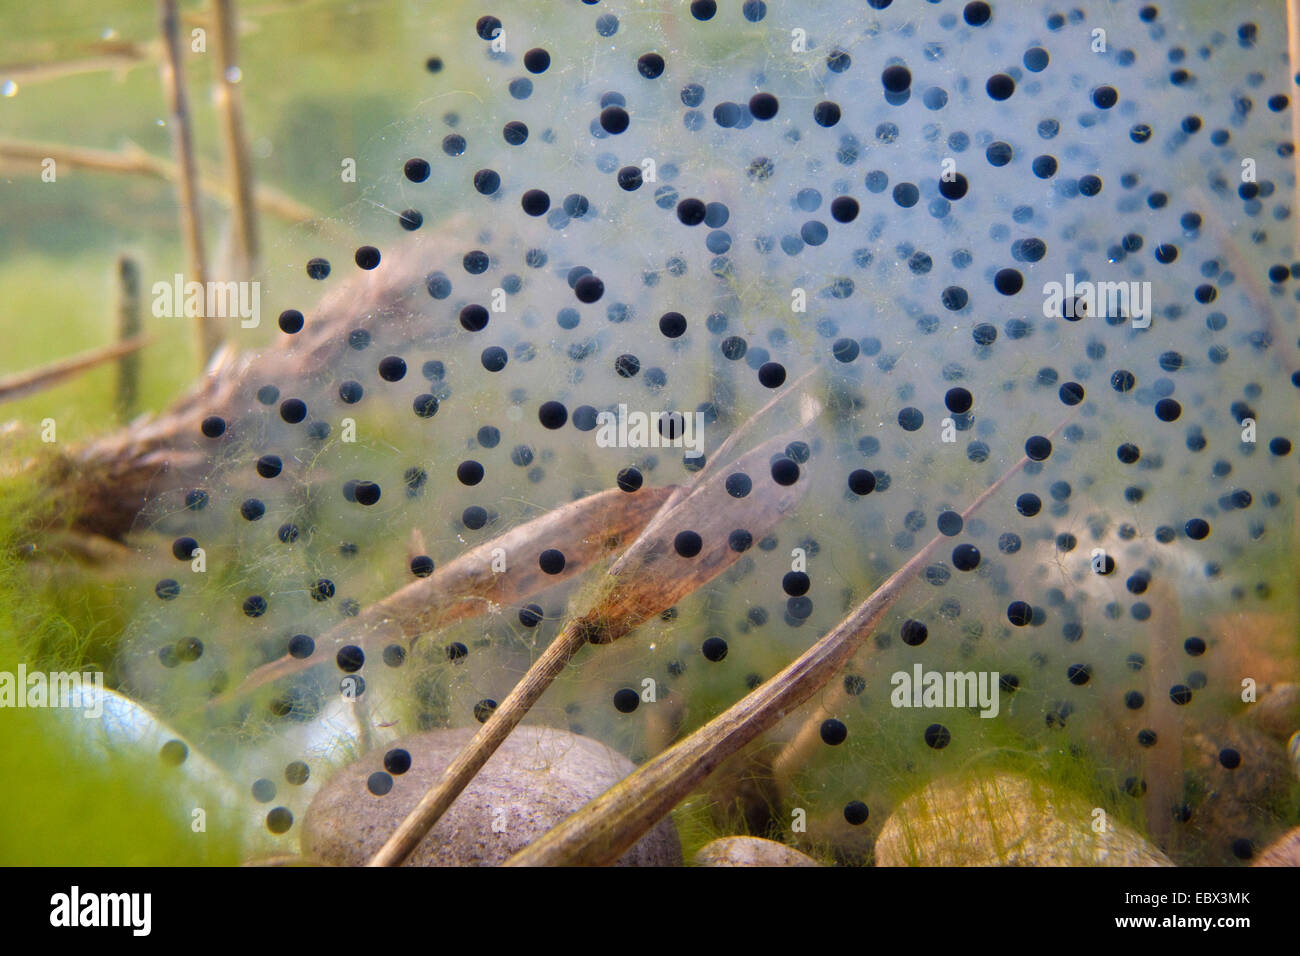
xmin=303 ymin=726 xmax=681 ymax=866
xmin=695 ymin=837 xmax=820 ymax=867
xmin=1253 ymin=827 xmax=1300 ymax=867
xmin=240 ymin=855 xmax=334 ymax=866
xmin=1250 ymin=683 xmax=1300 ymax=742
xmin=875 ymin=773 xmax=1173 ymax=867
xmin=1182 ymin=723 xmax=1292 ymax=864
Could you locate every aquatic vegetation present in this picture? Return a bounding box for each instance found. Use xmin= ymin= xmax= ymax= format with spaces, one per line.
xmin=3 ymin=0 xmax=1299 ymax=867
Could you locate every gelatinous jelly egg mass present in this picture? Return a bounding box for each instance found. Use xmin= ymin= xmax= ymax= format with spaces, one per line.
xmin=115 ymin=1 xmax=1297 ymax=866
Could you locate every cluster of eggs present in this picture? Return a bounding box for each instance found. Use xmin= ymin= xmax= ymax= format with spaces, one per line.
xmin=117 ymin=0 xmax=1296 ymax=864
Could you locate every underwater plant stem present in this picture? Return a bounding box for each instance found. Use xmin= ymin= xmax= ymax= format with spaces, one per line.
xmin=353 ymin=694 xmax=375 ymax=755
xmin=508 ymin=549 xmax=940 ymax=866
xmin=115 ymin=255 xmax=141 ymax=423
xmin=769 ymin=676 xmax=850 ymax=787
xmin=0 ymin=139 xmax=319 ymax=224
xmin=369 ymin=396 xmax=822 ymax=865
xmin=0 ymin=336 xmax=151 ymax=407
xmin=670 ymin=366 xmax=818 ymax=502
xmin=366 ymin=621 xmax=588 ymax=866
xmin=210 ymin=484 xmax=676 ymax=708
xmin=771 ymin=418 xmax=1076 ymax=790
xmin=0 ymin=42 xmax=153 ymax=84
xmin=210 ymin=0 xmax=260 ymax=278
xmin=157 ymin=0 xmax=220 ymax=368
xmin=507 ymin=433 xmax=1058 ymax=866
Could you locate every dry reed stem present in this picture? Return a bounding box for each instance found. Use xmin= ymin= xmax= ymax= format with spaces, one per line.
xmin=0 ymin=336 xmax=151 ymax=406
xmin=506 ymin=418 xmax=1071 ymax=866
xmin=210 ymin=0 xmax=260 ymax=278
xmin=367 ymin=391 xmax=824 ymax=866
xmin=0 ymin=42 xmax=152 ymax=83
xmin=213 ymin=484 xmax=676 ymax=707
xmin=115 ymin=256 xmax=142 ymax=423
xmin=158 ymin=0 xmax=220 ymax=367
xmin=0 ymin=138 xmax=319 ymax=224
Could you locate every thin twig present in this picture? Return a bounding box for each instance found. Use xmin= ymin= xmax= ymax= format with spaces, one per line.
xmin=210 ymin=0 xmax=260 ymax=278
xmin=770 ymin=418 xmax=1078 ymax=787
xmin=0 ymin=41 xmax=153 ymax=84
xmin=506 ymin=418 xmax=1072 ymax=866
xmin=0 ymin=336 xmax=152 ymax=407
xmin=366 ymin=388 xmax=824 ymax=866
xmin=0 ymin=138 xmax=320 ymax=224
xmin=405 ymin=528 xmax=427 ymax=569
xmin=158 ymin=0 xmax=219 ymax=367
xmin=365 ymin=617 xmax=589 ymax=867
xmin=115 ymin=256 xmax=142 ymax=423
xmin=664 ymin=366 xmax=819 ymax=510
xmin=208 ymin=484 xmax=677 ymax=708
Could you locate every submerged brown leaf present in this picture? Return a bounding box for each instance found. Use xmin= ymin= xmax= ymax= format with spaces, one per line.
xmin=212 ymin=483 xmax=676 ymax=706
xmin=53 ymin=234 xmax=461 ymax=539
xmin=366 ymin=386 xmax=824 ymax=866
xmin=505 ymin=424 xmax=1062 ymax=867
xmin=567 ymin=424 xmax=816 ymax=646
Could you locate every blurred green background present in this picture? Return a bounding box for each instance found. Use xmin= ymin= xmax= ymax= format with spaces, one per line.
xmin=0 ymin=0 xmax=475 ymax=438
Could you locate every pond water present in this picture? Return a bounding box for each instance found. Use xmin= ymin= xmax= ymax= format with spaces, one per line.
xmin=2 ymin=0 xmax=1297 ymax=867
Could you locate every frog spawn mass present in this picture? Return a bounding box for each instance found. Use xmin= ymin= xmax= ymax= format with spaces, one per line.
xmin=119 ymin=1 xmax=1298 ymax=866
